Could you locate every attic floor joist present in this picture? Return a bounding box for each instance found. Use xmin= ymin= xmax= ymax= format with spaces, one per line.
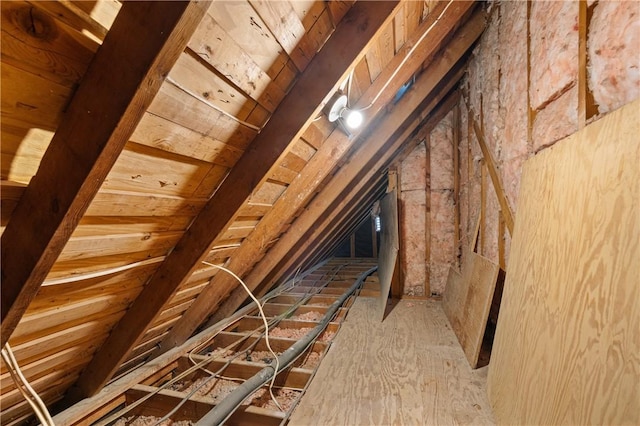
xmin=64 ymin=1 xmax=401 ymax=401
xmin=51 ymin=259 xmax=378 ymax=426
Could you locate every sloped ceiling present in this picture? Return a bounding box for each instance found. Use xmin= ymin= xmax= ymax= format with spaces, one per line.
xmin=0 ymin=0 xmax=485 ymax=417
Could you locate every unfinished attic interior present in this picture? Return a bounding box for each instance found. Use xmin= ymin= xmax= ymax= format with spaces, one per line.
xmin=1 ymin=0 xmax=639 ymax=424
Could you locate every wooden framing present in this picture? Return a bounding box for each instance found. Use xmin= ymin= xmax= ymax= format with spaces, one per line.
xmin=0 ymin=0 xmax=209 ymax=348
xmin=155 ymin=0 xmax=477 ymax=354
xmin=466 ymin=107 xmax=515 ymax=235
xmin=52 ymin=259 xmax=373 ymax=425
xmin=66 ymin=1 xmax=400 ymax=399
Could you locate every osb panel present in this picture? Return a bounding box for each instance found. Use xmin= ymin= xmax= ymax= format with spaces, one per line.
xmin=529 ymin=1 xmax=578 ymax=111
xmin=588 ymin=1 xmax=640 ymax=114
xmin=488 ymin=100 xmax=640 ymax=426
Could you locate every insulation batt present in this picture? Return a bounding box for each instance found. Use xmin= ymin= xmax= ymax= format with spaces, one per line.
xmin=529 ymin=1 xmax=579 ymax=110
xmin=588 ymin=0 xmax=640 ymax=113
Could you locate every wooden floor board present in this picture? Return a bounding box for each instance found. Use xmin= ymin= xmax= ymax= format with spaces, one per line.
xmin=289 ymin=297 xmax=494 ymax=425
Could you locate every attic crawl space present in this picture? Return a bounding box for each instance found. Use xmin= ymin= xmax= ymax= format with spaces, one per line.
xmin=1 ymin=1 xmax=638 ymax=425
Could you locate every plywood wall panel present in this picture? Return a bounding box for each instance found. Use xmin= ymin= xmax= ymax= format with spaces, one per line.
xmin=443 ymin=249 xmax=499 ymax=368
xmin=487 ymin=100 xmax=640 ymax=425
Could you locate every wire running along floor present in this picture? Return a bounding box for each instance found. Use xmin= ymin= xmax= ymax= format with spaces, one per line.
xmin=289 ymin=297 xmax=495 ymax=425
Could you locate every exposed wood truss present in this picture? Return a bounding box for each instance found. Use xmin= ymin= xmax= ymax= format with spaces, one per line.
xmin=67 ymin=1 xmax=401 ymax=400
xmin=159 ymin=0 xmax=478 ymax=351
xmin=0 ymin=0 xmax=209 ymax=349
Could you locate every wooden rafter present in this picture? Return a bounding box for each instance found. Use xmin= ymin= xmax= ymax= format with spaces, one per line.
xmin=271 ymin=85 xmax=465 ymax=295
xmin=155 ymin=0 xmax=477 ymax=353
xmin=0 ymin=0 xmax=209 ymax=349
xmin=212 ymin=9 xmax=485 ymax=320
xmin=66 ymin=1 xmax=401 ymax=400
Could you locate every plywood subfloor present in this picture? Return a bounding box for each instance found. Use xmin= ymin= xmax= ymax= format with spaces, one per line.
xmin=289 ymin=297 xmax=495 ymax=425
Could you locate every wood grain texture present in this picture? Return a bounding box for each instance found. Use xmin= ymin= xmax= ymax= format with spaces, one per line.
xmin=69 ymin=1 xmax=401 ymax=399
xmin=0 ymin=0 xmax=210 ymax=349
xmin=443 ymin=249 xmax=499 ymax=368
xmin=487 ymin=99 xmax=640 ymax=425
xmin=378 ymin=189 xmax=399 ymax=318
xmin=289 ymin=297 xmax=495 ymax=425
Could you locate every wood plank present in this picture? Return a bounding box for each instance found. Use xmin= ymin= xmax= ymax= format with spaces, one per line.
xmin=187 ymin=8 xmax=285 ymax=113
xmin=1 ymin=1 xmax=95 ymax=87
xmin=467 ymin=107 xmax=515 ymax=234
xmin=68 ymin=1 xmax=401 ymax=400
xmin=0 ymin=1 xmax=210 ymax=349
xmin=86 ymin=190 xmax=206 ymax=217
xmin=487 ymin=100 xmax=640 ymax=425
xmin=442 ymin=249 xmax=499 ymax=368
xmin=0 ymin=62 xmax=72 ymax=130
xmin=289 ymin=297 xmax=494 ymax=424
xmin=249 ymin=0 xmax=312 ymax=72
xmin=130 ymin=112 xmax=243 ymax=167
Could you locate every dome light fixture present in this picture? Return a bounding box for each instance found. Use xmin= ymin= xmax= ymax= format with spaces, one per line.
xmin=324 ymin=92 xmax=364 ymax=133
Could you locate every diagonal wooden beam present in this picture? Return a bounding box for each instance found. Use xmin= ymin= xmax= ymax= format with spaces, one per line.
xmin=291 ymin=90 xmax=463 ymax=283
xmin=67 ymin=1 xmax=400 ymax=400
xmin=154 ymin=0 xmax=476 ymax=354
xmin=212 ymin=10 xmax=485 ymax=321
xmin=0 ymin=0 xmax=210 ymax=349
xmin=268 ymin=83 xmax=464 ymax=295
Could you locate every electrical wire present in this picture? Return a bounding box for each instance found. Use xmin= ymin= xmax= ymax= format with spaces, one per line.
xmin=1 ymin=343 xmax=55 ymax=426
xmin=201 ymin=261 xmax=284 ymax=411
xmin=165 ymin=76 xmax=262 ymax=132
xmin=354 ymin=0 xmax=455 ymax=113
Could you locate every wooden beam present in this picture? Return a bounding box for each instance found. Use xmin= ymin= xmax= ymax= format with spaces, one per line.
xmin=453 ymin=101 xmax=461 ymax=266
xmin=155 ymin=0 xmax=476 ymax=354
xmin=465 ymin=102 xmax=515 ymax=234
xmin=425 ymin=135 xmax=432 ymax=296
xmin=263 ymin=82 xmax=465 ymax=300
xmin=0 ymin=0 xmax=209 ymax=349
xmin=229 ymin=11 xmax=485 ymax=307
xmin=223 ymin=58 xmax=472 ymax=319
xmin=67 ymin=1 xmax=400 ymax=399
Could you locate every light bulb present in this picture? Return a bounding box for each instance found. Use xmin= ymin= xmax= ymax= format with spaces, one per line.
xmin=343 ymin=109 xmax=363 ymax=129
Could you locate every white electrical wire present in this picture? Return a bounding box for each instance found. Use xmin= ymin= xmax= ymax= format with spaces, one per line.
xmin=202 ymin=261 xmax=284 ymax=411
xmin=355 ymin=0 xmax=455 ymax=112
xmin=166 ymin=76 xmax=262 ymax=132
xmin=1 ymin=343 xmax=55 ymax=426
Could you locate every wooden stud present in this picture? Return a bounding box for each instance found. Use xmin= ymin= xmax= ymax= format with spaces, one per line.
xmin=425 ymin=136 xmax=432 ymax=296
xmin=465 ymin=105 xmax=515 ymax=235
xmin=0 ymin=0 xmax=210 ymax=349
xmin=67 ymin=1 xmax=401 ymax=399
xmin=480 ymin=160 xmax=487 ymax=256
xmin=578 ymin=0 xmax=587 ymax=130
xmin=453 ymin=102 xmax=461 ymax=266
xmin=498 ymin=211 xmax=506 ymax=270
